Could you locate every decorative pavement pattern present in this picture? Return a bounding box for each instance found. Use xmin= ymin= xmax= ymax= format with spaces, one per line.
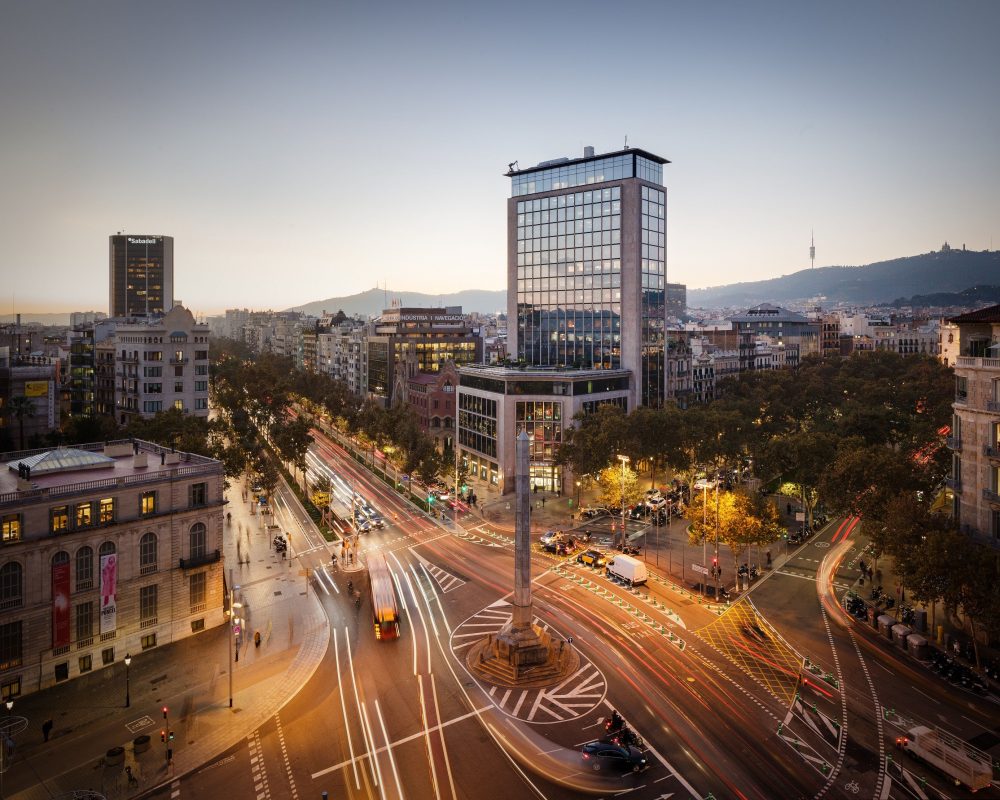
xmin=451 ymin=600 xmax=606 ymax=723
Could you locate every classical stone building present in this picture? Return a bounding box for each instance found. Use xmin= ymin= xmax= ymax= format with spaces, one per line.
xmin=0 ymin=439 xmax=225 ymax=699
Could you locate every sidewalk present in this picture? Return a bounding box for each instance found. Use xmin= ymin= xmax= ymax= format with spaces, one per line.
xmin=5 ymin=475 xmax=330 ymax=800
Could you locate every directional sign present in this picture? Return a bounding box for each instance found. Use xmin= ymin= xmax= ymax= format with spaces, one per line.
xmin=692 ymin=563 xmax=709 ymax=575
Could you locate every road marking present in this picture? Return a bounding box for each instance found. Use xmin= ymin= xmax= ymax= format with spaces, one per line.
xmin=275 ymin=713 xmax=298 ymax=800
xmin=248 ymin=729 xmax=271 ymax=800
xmin=311 ymin=705 xmax=493 ymax=779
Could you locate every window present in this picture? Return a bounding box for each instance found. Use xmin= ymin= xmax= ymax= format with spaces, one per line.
xmin=76 ymin=601 xmax=93 ymax=643
xmin=174 ymin=381 xmax=184 ymax=392
xmin=173 ymin=400 xmax=184 ymax=411
xmin=99 ymin=498 xmax=115 ymax=524
xmin=75 ymin=546 xmax=94 ymax=591
xmin=102 ymin=647 xmax=115 ymax=666
xmin=143 ymin=401 xmax=163 ymax=413
xmin=143 ymin=366 xmax=162 ymax=377
xmin=139 ymin=531 xmax=157 ymax=574
xmin=52 ymin=550 xmax=69 ymax=569
xmin=191 ymin=618 xmax=205 ymax=633
xmin=98 ymin=541 xmax=115 ymax=559
xmin=147 ymin=351 xmax=163 ymax=361
xmin=195 ymin=398 xmax=208 ymax=410
xmin=174 ymin=350 xmax=184 ymax=362
xmin=50 ymin=506 xmax=69 ymax=534
xmin=54 ymin=662 xmax=69 ymax=682
xmin=139 ymin=584 xmax=158 ymax=624
xmin=189 ymin=483 xmax=207 ymax=507
xmin=75 ymin=501 xmax=93 ymax=528
xmin=79 ymin=654 xmax=92 ymax=673
xmin=1 ymin=514 xmax=21 ymax=543
xmin=174 ymin=366 xmax=184 ymax=378
xmin=195 ymin=364 xmax=208 ymax=375
xmin=141 ymin=633 xmax=157 ymax=650
xmin=1 ymin=678 xmax=21 ymax=701
xmin=195 ymin=350 xmax=208 ymax=360
xmin=189 ymin=522 xmax=207 ymax=560
xmin=0 ymin=621 xmax=23 ymax=670
xmin=140 ymin=491 xmax=156 ymax=516
xmin=189 ymin=572 xmax=206 ymax=610
xmin=0 ymin=563 xmax=22 ymax=609
xmin=195 ymin=381 xmax=208 ymax=392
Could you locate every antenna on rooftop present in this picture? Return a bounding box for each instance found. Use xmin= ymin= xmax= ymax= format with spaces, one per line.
xmin=624 ymin=135 xmax=629 ymax=149
xmin=810 ymin=230 xmax=816 ymax=269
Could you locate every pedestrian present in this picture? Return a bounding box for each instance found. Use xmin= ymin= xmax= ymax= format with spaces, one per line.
xmin=254 ymin=630 xmax=261 ymax=648
xmin=542 ymin=497 xmax=546 ymax=508
xmin=534 ymin=485 xmax=538 ymax=494
xmin=786 ymin=502 xmax=792 ymax=515
xmin=556 ymin=488 xmax=561 ymax=498
xmin=766 ymin=550 xmax=772 ymax=568
xmin=42 ymin=719 xmax=53 ymax=742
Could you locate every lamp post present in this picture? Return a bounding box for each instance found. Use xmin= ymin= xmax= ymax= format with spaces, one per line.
xmin=124 ymin=653 xmax=132 ymax=708
xmin=702 ymin=481 xmax=708 ymax=598
xmin=228 ymin=584 xmax=242 ymax=708
xmin=617 ymin=455 xmax=629 ymax=550
xmin=4 ymin=699 xmax=11 ymax=717
xmin=714 ymin=479 xmax=721 ymax=601
xmin=575 ymin=480 xmax=581 ymax=510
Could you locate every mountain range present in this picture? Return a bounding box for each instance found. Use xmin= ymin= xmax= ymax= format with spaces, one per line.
xmin=687 ymin=248 xmax=1000 ymax=308
xmin=287 ymin=288 xmax=506 ymax=319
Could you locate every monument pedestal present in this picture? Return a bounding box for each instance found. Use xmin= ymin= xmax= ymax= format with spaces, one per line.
xmin=467 ymin=619 xmax=579 ymax=688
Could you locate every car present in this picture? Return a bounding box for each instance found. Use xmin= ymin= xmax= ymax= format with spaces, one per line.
xmin=555 ymin=537 xmax=579 ymax=556
xmin=646 ymin=496 xmax=666 ymax=510
xmin=580 ymin=741 xmax=647 ymax=773
xmin=355 ymin=519 xmax=372 ymax=533
xmin=579 ymin=506 xmax=609 ymax=519
xmin=540 ymin=530 xmax=560 ymax=547
xmin=577 ymin=549 xmax=607 ymax=568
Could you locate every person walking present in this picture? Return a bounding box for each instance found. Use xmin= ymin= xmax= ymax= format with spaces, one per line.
xmin=42 ymin=719 xmax=53 ymax=742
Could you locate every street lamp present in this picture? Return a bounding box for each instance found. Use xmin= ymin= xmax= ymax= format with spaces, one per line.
xmin=617 ymin=455 xmax=629 ymax=550
xmin=4 ymin=699 xmax=11 ymax=716
xmin=228 ymin=586 xmax=242 ymax=708
xmin=575 ymin=480 xmax=581 ymax=509
xmin=124 ymin=653 xmax=132 ymax=708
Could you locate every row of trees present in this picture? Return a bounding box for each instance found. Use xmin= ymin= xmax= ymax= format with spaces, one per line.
xmin=560 ymin=351 xmax=999 ymax=649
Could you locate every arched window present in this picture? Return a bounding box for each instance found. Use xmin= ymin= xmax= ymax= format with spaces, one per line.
xmin=189 ymin=523 xmax=206 ymax=560
xmin=52 ymin=551 xmax=70 ymax=568
xmin=0 ymin=562 xmax=22 ymax=609
xmin=76 ymin=546 xmax=94 ymax=591
xmin=98 ymin=541 xmax=116 ymax=559
xmin=139 ymin=532 xmax=157 ymax=575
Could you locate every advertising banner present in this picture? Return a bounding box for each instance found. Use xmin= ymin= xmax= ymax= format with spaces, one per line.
xmin=24 ymin=381 xmax=48 ymax=398
xmin=52 ymin=561 xmax=71 ymax=648
xmin=100 ymin=553 xmax=118 ymax=634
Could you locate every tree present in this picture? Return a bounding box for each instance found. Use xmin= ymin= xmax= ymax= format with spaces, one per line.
xmin=596 ymin=462 xmax=642 ymax=514
xmin=557 ymin=405 xmax=630 ymax=479
xmin=4 ymin=396 xmax=36 ymax=450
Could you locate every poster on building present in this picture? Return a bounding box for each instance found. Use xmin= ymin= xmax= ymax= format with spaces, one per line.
xmin=52 ymin=561 xmax=71 ymax=648
xmin=24 ymin=381 xmax=48 ymax=398
xmin=100 ymin=553 xmax=118 ymax=634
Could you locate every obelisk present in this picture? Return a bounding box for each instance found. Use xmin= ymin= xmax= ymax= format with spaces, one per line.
xmin=468 ymin=431 xmax=578 ymax=686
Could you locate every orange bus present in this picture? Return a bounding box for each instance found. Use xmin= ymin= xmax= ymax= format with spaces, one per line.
xmin=368 ymin=553 xmax=400 ymax=640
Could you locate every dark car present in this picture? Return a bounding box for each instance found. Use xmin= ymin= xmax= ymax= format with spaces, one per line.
xmin=580 ymin=741 xmax=647 ymax=773
xmin=580 ymin=506 xmax=609 ymax=519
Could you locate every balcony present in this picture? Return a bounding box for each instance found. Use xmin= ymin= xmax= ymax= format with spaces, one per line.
xmin=984 ymin=489 xmax=1000 ymax=505
xmin=945 ymin=477 xmax=962 ymax=492
xmin=988 ymin=400 xmax=1000 ymax=413
xmin=945 ymin=436 xmax=962 ymax=451
xmin=984 ymin=444 xmax=1000 ymax=460
xmin=179 ymin=549 xmax=221 ymax=570
xmin=169 ymin=357 xmax=189 ymax=365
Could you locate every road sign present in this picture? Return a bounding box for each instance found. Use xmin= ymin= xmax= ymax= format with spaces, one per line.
xmin=692 ymin=563 xmax=709 ymax=575
xmin=795 ymin=512 xmax=805 ymax=521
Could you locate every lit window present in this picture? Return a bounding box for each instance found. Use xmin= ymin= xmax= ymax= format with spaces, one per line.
xmin=140 ymin=491 xmax=156 ymax=516
xmin=75 ymin=502 xmax=93 ymax=528
xmin=1 ymin=515 xmax=21 ymax=543
xmin=50 ymin=506 xmax=69 ymax=534
xmin=99 ymin=498 xmax=114 ymax=524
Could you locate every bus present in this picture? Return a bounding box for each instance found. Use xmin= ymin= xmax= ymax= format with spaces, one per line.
xmin=367 ymin=553 xmax=400 ymax=641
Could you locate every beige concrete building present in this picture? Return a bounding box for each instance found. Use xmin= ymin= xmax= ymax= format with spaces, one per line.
xmin=946 ymin=304 xmax=1000 ymax=544
xmin=0 ymin=439 xmax=225 ymax=699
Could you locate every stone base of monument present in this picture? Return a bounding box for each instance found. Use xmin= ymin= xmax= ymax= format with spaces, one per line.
xmin=467 ymin=622 xmax=580 ymax=688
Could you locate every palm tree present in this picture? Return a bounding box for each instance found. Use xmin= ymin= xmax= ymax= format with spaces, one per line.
xmin=4 ymin=396 xmax=36 ymax=450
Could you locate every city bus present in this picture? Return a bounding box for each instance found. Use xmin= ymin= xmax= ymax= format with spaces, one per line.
xmin=367 ymin=553 xmax=400 ymax=641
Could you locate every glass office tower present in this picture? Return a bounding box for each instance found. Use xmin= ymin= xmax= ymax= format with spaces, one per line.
xmin=109 ymin=235 xmax=174 ymax=318
xmin=507 ymin=147 xmax=668 ymax=407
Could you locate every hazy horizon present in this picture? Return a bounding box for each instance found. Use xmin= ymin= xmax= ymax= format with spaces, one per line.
xmin=3 ymin=1 xmax=998 ymax=317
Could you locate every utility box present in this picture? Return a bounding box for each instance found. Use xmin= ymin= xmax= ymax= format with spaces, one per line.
xmin=912 ymin=608 xmax=927 ymax=633
xmin=892 ymin=624 xmax=912 ymax=648
xmin=877 ymin=615 xmax=895 ymax=639
xmin=907 ymin=633 xmax=928 ymax=660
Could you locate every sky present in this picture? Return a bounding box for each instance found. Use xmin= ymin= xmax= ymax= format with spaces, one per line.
xmin=1 ymin=0 xmax=998 ymax=316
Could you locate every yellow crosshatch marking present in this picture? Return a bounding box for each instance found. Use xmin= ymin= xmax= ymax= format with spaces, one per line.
xmin=695 ymin=599 xmax=802 ymax=704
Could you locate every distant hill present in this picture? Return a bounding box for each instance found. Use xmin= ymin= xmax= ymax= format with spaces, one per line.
xmin=688 ymin=249 xmax=1000 ymax=308
xmin=887 ymin=284 xmax=1000 ymax=309
xmin=0 ymin=312 xmax=72 ymax=326
xmin=287 ymin=288 xmax=506 ymax=318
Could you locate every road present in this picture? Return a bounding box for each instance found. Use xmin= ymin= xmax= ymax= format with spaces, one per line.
xmin=147 ymin=431 xmax=1000 ymax=800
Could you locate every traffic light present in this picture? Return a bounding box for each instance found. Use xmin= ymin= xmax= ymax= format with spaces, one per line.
xmin=162 ymin=706 xmax=168 ymax=719
xmin=169 ymin=730 xmax=175 ymax=741
xmin=160 ymin=730 xmax=166 ymax=743
xmin=427 ymin=494 xmax=435 ymax=504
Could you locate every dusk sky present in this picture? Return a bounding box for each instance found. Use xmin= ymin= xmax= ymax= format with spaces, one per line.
xmin=2 ymin=1 xmax=998 ymax=316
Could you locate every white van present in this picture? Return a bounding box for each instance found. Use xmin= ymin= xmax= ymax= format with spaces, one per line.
xmin=606 ymin=554 xmax=648 ymax=586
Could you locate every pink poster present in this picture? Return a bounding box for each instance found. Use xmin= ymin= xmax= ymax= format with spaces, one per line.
xmin=52 ymin=561 xmax=71 ymax=648
xmin=100 ymin=553 xmax=117 ymax=634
